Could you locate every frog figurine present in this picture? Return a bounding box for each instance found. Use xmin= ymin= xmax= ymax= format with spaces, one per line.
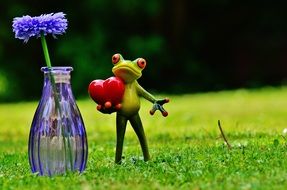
xmin=89 ymin=53 xmax=169 ymax=164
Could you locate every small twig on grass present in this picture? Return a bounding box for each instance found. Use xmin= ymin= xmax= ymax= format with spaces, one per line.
xmin=218 ymin=120 xmax=232 ymax=149
xmin=281 ymin=135 xmax=286 ymax=141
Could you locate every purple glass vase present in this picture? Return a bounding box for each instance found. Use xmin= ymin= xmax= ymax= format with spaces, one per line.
xmin=28 ymin=67 xmax=88 ymax=176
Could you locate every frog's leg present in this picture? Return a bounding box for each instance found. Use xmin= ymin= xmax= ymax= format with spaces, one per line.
xmin=129 ymin=113 xmax=150 ymax=161
xmin=115 ymin=113 xmax=128 ymax=164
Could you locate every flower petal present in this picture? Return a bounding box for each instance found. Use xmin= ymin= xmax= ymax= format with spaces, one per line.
xmin=12 ymin=12 xmax=68 ymax=42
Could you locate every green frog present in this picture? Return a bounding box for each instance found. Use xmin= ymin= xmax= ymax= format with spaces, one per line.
xmin=98 ymin=53 xmax=169 ymax=163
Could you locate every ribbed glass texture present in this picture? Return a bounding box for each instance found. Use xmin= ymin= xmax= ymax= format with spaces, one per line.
xmin=28 ymin=67 xmax=88 ymax=176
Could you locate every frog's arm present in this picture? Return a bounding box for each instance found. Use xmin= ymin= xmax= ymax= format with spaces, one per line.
xmin=136 ymin=81 xmax=169 ymax=117
xmin=136 ymin=81 xmax=156 ymax=103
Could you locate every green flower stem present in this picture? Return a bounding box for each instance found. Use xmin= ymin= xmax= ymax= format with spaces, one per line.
xmin=40 ymin=33 xmax=52 ymax=68
xmin=40 ymin=32 xmax=73 ymax=171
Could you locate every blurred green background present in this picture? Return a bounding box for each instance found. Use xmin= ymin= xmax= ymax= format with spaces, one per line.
xmin=0 ymin=0 xmax=287 ymax=101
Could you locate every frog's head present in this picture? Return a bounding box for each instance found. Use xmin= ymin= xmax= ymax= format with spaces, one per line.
xmin=112 ymin=53 xmax=146 ymax=83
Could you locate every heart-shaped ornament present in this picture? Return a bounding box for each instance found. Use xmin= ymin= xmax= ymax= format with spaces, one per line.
xmin=88 ymin=77 xmax=125 ymax=109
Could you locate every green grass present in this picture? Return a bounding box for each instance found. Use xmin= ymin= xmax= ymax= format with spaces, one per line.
xmin=1 ymin=87 xmax=287 ymax=190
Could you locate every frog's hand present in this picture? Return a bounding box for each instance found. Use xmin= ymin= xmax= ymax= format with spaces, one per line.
xmin=149 ymin=98 xmax=169 ymax=117
xmin=96 ymin=101 xmax=122 ymax=114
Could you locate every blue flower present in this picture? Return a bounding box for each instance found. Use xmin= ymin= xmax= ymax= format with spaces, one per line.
xmin=12 ymin=12 xmax=68 ymax=43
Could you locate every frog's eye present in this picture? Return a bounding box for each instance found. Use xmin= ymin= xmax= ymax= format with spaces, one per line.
xmin=137 ymin=58 xmax=146 ymax=69
xmin=112 ymin=54 xmax=120 ymax=64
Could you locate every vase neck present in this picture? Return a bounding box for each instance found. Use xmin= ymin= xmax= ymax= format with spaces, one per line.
xmin=42 ymin=67 xmax=73 ymax=84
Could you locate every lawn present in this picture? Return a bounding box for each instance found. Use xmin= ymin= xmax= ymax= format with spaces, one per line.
xmin=1 ymin=87 xmax=287 ymax=190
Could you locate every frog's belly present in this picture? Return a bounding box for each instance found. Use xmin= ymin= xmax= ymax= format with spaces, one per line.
xmin=120 ymin=101 xmax=140 ymax=116
xmin=119 ymin=88 xmax=140 ymax=117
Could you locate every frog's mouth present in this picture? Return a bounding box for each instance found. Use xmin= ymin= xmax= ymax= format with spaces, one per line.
xmin=112 ymin=65 xmax=141 ymax=82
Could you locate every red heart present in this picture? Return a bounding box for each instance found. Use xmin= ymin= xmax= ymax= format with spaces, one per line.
xmin=88 ymin=76 xmax=125 ymax=107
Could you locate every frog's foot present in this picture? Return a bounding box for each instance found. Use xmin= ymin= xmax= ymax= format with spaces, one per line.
xmin=97 ymin=102 xmax=122 ymax=114
xmin=150 ymin=98 xmax=169 ymax=117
